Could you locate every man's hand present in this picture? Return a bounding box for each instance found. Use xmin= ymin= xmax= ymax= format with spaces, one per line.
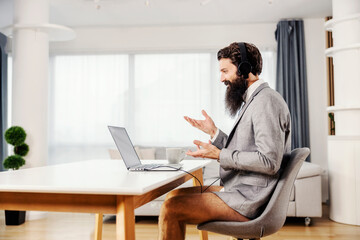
xmin=186 ymin=140 xmax=221 ymax=160
xmin=184 ymin=110 xmax=217 ymax=138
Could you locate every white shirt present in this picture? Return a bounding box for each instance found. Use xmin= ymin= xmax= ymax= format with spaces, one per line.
xmin=210 ymin=79 xmax=265 ymax=142
xmin=244 ymin=79 xmax=265 ymax=103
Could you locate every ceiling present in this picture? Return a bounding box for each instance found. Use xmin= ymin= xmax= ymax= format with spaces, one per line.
xmin=0 ymin=0 xmax=332 ymax=28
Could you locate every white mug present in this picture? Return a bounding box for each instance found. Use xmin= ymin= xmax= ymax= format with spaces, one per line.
xmin=166 ymin=148 xmax=186 ymax=164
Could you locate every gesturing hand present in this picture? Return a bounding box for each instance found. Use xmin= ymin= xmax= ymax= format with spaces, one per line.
xmin=184 ymin=110 xmax=217 ymax=138
xmin=186 ymin=140 xmax=221 ymax=160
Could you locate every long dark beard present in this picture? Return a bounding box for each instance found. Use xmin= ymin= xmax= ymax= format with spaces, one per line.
xmin=224 ymin=76 xmax=248 ymax=117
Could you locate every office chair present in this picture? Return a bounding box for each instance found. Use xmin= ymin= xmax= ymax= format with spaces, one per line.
xmin=197 ymin=148 xmax=310 ymax=240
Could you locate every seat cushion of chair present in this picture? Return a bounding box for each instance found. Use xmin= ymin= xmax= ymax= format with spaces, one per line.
xmin=197 ymin=220 xmax=265 ymax=239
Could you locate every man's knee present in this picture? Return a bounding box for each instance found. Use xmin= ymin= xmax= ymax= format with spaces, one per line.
xmin=160 ymin=197 xmax=177 ymax=221
xmin=162 ymin=196 xmax=178 ymax=212
xmin=165 ymin=189 xmax=181 ymax=201
xmin=161 ymin=195 xmax=189 ymax=219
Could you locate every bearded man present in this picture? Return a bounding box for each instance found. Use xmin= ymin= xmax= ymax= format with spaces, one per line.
xmin=158 ymin=42 xmax=291 ymax=240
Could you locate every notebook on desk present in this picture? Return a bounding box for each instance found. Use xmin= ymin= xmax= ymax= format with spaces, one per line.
xmin=108 ymin=126 xmax=182 ymax=171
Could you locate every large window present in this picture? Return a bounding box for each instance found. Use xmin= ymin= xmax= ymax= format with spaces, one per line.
xmin=133 ymin=53 xmax=211 ymax=146
xmin=46 ymin=50 xmax=276 ymax=164
xmin=50 ymin=55 xmax=129 ymax=145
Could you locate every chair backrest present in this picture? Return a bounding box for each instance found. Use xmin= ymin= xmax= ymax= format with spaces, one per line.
xmin=257 ymin=147 xmax=310 ymax=236
xmin=197 ymin=148 xmax=310 ymax=239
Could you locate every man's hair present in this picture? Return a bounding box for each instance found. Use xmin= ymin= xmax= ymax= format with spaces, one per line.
xmin=217 ymin=42 xmax=263 ymax=76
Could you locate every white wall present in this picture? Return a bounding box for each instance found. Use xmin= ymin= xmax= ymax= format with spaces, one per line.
xmin=304 ymin=18 xmax=328 ymax=202
xmin=50 ymin=23 xmax=277 ymax=53
xmin=50 ymin=21 xmax=329 ymax=201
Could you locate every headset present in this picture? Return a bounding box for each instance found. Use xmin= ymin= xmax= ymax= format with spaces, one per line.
xmin=237 ymin=42 xmax=252 ymax=79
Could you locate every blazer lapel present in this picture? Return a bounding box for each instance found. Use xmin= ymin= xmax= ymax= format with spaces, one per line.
xmin=225 ymin=83 xmax=270 ymax=147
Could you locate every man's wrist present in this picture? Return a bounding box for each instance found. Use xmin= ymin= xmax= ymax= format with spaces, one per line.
xmin=210 ymin=128 xmax=219 ymax=142
xmin=216 ymin=149 xmax=221 ymax=162
xmin=210 ymin=127 xmax=217 ymax=138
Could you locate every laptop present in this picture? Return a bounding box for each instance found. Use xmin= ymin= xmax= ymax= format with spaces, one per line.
xmin=108 ymin=126 xmax=182 ymax=171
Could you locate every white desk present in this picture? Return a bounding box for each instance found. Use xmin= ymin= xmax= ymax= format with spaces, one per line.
xmin=0 ymin=159 xmax=211 ymax=240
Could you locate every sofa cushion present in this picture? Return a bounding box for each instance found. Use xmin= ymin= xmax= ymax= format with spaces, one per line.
xmin=108 ymin=149 xmax=122 ymax=159
xmin=203 ymin=160 xmax=220 ymax=179
xmin=297 ymin=162 xmax=323 ymax=179
xmin=289 ymin=162 xmax=322 ymax=201
xmin=134 ymin=146 xmax=156 ymax=159
xmin=108 ymin=148 xmax=156 ymax=160
xmin=135 ymin=146 xmax=201 ymax=161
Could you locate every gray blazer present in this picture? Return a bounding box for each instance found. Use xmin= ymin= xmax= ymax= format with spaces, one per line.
xmin=213 ymin=83 xmax=291 ymax=219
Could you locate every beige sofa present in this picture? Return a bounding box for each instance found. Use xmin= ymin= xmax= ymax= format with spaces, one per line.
xmin=109 ymin=146 xmax=323 ymax=225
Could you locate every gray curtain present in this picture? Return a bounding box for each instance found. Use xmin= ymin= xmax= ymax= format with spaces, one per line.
xmin=275 ymin=20 xmax=310 ymax=161
xmin=0 ymin=33 xmax=8 ymax=171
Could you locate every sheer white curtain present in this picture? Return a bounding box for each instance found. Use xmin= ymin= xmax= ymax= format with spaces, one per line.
xmin=48 ymin=50 xmax=276 ymax=164
xmin=133 ymin=53 xmax=212 ymax=146
xmin=49 ymin=54 xmax=128 ymax=164
xmin=7 ymin=56 xmax=12 ymax=130
xmin=261 ymin=51 xmax=277 ymax=89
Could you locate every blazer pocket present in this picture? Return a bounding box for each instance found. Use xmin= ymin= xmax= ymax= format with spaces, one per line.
xmin=240 ymin=175 xmax=268 ymax=187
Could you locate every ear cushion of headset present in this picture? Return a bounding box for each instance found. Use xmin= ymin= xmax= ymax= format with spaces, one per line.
xmin=238 ymin=62 xmax=252 ymax=76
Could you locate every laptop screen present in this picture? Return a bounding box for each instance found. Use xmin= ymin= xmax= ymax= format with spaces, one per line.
xmin=108 ymin=126 xmax=141 ymax=169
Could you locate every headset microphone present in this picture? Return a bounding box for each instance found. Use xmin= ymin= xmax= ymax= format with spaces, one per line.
xmin=237 ymin=42 xmax=252 ymax=79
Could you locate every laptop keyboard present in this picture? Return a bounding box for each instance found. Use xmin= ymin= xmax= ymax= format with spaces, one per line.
xmin=133 ymin=164 xmax=161 ymax=171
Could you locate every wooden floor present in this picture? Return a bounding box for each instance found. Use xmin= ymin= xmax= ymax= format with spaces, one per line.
xmin=0 ymin=205 xmax=359 ymax=240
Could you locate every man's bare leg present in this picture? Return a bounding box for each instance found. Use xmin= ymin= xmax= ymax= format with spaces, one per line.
xmin=158 ymin=186 xmax=249 ymax=240
xmin=165 ymin=185 xmax=223 ymax=200
xmin=159 ymin=186 xmax=222 ymax=239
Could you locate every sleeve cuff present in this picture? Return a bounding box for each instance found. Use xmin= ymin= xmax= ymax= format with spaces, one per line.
xmin=218 ymin=148 xmax=236 ymax=167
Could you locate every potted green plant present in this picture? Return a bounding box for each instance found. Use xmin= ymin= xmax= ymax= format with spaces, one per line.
xmin=3 ymin=126 xmax=29 ymax=225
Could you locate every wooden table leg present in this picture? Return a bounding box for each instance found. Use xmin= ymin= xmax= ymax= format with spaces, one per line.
xmin=94 ymin=213 xmax=103 ymax=240
xmin=116 ymin=196 xmax=135 ymax=240
xmin=192 ymin=168 xmax=209 ymax=240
